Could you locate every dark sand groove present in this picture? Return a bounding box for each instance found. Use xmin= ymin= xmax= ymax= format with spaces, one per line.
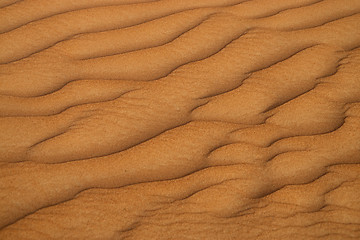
xmin=0 ymin=0 xmax=251 ymax=63
xmin=0 ymin=0 xmax=360 ymax=239
xmin=0 ymin=0 xmax=163 ymax=33
xmin=0 ymin=0 xmax=346 ymax=64
xmin=2 ymin=10 xmax=359 ymax=98
xmin=0 ymin=0 xmax=21 ymax=8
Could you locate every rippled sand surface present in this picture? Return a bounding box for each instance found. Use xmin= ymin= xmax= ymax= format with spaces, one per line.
xmin=0 ymin=0 xmax=360 ymax=239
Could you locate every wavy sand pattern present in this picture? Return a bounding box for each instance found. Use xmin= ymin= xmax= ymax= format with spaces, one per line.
xmin=0 ymin=0 xmax=360 ymax=239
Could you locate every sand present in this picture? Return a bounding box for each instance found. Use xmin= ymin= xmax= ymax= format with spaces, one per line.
xmin=0 ymin=0 xmax=359 ymax=239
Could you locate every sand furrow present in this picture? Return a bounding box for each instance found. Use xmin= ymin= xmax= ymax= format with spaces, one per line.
xmin=0 ymin=0 xmax=162 ymax=33
xmin=0 ymin=0 xmax=341 ymax=64
xmin=0 ymin=0 xmax=250 ymax=64
xmin=1 ymin=8 xmax=359 ymax=98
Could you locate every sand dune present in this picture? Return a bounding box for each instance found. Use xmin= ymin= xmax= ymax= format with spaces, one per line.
xmin=0 ymin=0 xmax=359 ymax=239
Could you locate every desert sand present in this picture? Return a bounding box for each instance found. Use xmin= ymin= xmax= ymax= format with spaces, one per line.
xmin=0 ymin=0 xmax=360 ymax=239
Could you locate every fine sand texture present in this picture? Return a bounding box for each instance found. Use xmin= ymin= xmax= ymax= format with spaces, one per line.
xmin=1 ymin=0 xmax=360 ymax=239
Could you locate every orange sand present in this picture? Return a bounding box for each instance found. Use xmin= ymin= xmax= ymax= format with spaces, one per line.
xmin=0 ymin=0 xmax=360 ymax=239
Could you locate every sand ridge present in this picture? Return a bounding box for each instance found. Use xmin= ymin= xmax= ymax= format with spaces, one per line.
xmin=0 ymin=0 xmax=360 ymax=239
